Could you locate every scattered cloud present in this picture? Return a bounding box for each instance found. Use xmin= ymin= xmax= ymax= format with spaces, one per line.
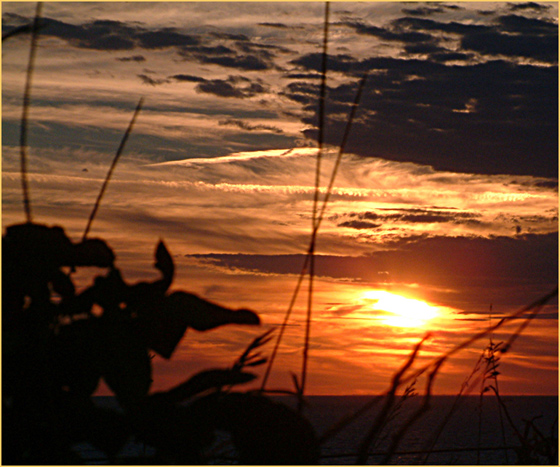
xmin=195 ymin=75 xmax=269 ymax=99
xmin=137 ymin=73 xmax=170 ymax=86
xmin=116 ymin=55 xmax=146 ymax=62
xmin=218 ymin=118 xmax=284 ymax=134
xmin=170 ymin=74 xmax=206 ymax=83
xmin=508 ymin=2 xmax=552 ymax=12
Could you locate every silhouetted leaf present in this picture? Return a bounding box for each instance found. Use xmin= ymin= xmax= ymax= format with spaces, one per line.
xmin=4 ymin=223 xmax=74 ymax=267
xmin=137 ymin=292 xmax=259 ymax=359
xmin=164 ymin=291 xmax=260 ymax=332
xmin=136 ymin=297 xmax=188 ymax=359
xmin=154 ymin=240 xmax=174 ymax=287
xmin=54 ymin=320 xmax=102 ymax=397
xmin=234 ymin=328 xmax=275 ymax=371
xmin=51 ymin=270 xmax=75 ymax=299
xmin=72 ymin=238 xmax=115 ymax=267
xmin=244 ymin=358 xmax=267 ymax=367
xmin=99 ymin=321 xmax=152 ymax=409
xmin=89 ymin=268 xmax=128 ymax=313
xmin=3 ymin=223 xmax=75 ymax=309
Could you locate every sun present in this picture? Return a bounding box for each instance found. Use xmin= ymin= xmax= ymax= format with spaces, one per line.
xmin=362 ymin=290 xmax=439 ymax=328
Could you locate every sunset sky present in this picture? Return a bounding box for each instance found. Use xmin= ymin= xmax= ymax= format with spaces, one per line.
xmin=2 ymin=1 xmax=558 ymax=396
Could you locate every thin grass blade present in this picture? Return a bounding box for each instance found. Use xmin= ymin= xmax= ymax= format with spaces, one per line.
xmin=19 ymin=2 xmax=43 ymax=223
xmin=82 ymin=98 xmax=144 ymax=240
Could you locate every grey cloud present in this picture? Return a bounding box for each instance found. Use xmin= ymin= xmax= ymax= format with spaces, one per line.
xmin=401 ymin=6 xmax=447 ymax=16
xmin=430 ymin=51 xmax=472 ymax=63
xmin=137 ymin=74 xmax=170 ymax=86
xmin=258 ymin=22 xmax=289 ymax=29
xmin=401 ymin=4 xmax=464 ymax=16
xmin=179 ymin=43 xmax=273 ymax=70
xmin=290 ymin=53 xmax=356 ymax=74
xmin=337 ymin=209 xmax=482 ymax=229
xmin=117 ymin=55 xmax=146 ymax=62
xmin=283 ymin=73 xmax=322 ymax=80
xmin=178 ymin=37 xmax=283 ymax=71
xmin=343 ymin=21 xmax=434 ymax=44
xmin=508 ymin=2 xmax=552 ymax=12
xmin=461 ymin=29 xmax=557 ymax=63
xmin=6 ymin=15 xmax=200 ymax=52
xmin=288 ymin=53 xmax=557 ymax=177
xmin=210 ymin=31 xmax=250 ymax=41
xmin=392 ymin=14 xmax=558 ymax=63
xmin=338 ymin=220 xmax=381 ymax=230
xmin=197 ymin=54 xmax=271 ymax=71
xmin=218 ymin=118 xmax=284 ymax=134
xmin=171 ymin=74 xmax=206 ymax=83
xmin=195 ymin=75 xmax=268 ymax=99
xmin=137 ymin=29 xmax=199 ymax=49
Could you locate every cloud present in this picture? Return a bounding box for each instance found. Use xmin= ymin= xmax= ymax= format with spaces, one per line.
xmin=338 ymin=220 xmax=382 ymax=230
xmin=188 ymin=53 xmax=272 ymax=71
xmin=218 ymin=118 xmax=284 ymax=134
xmin=136 ymin=28 xmax=199 ymax=49
xmin=335 ymin=209 xmax=483 ymax=228
xmin=177 ymin=37 xmax=283 ymax=71
xmin=259 ymin=22 xmax=290 ymax=29
xmin=509 ymin=2 xmax=552 ymax=12
xmin=14 ymin=15 xmax=201 ymax=52
xmin=288 ymin=55 xmax=558 ymax=177
xmin=390 ymin=13 xmax=558 ymax=63
xmin=461 ymin=26 xmax=557 ymax=63
xmin=116 ymin=55 xmax=146 ymax=62
xmin=195 ymin=75 xmax=268 ymax=99
xmin=137 ymin=73 xmax=170 ymax=86
xmin=401 ymin=5 xmax=450 ymax=16
xmin=283 ymin=9 xmax=558 ymax=178
xmin=170 ymin=74 xmax=206 ymax=83
xmin=341 ymin=21 xmax=435 ymax=44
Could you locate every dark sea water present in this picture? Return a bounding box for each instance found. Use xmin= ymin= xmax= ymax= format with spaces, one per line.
xmin=85 ymin=395 xmax=557 ymax=464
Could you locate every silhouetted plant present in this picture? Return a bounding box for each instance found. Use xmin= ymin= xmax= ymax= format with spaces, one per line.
xmin=2 ymin=222 xmax=321 ymax=464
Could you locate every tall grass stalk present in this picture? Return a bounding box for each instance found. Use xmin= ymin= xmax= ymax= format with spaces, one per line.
xmin=19 ymin=2 xmax=43 ymax=223
xmin=300 ymin=1 xmax=330 ymax=411
xmin=82 ymin=98 xmax=144 ymax=241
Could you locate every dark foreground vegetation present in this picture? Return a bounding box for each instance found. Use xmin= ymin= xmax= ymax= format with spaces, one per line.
xmin=2 ymin=222 xmax=320 ymax=464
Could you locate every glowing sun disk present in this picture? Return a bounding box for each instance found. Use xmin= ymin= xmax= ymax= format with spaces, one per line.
xmin=362 ymin=290 xmax=439 ymax=328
